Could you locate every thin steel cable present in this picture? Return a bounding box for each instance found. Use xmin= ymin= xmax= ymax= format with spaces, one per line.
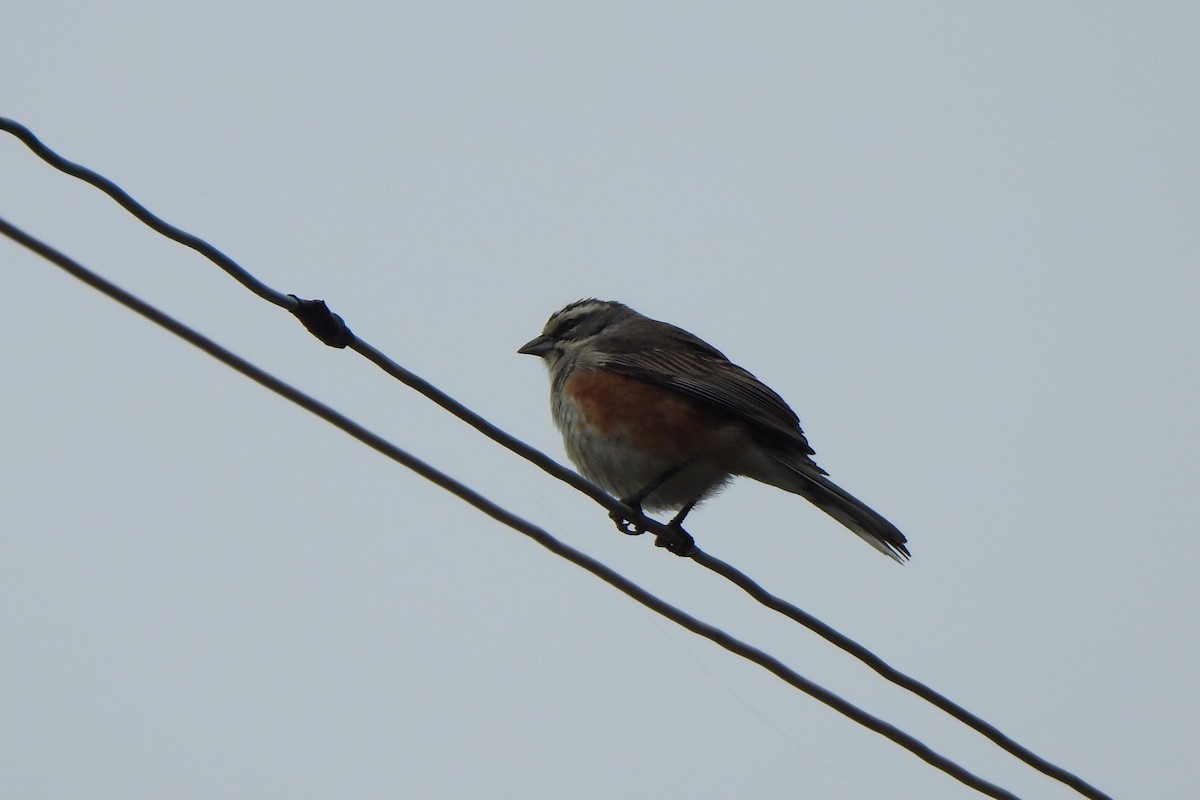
xmin=0 ymin=118 xmax=1114 ymax=800
xmin=691 ymin=549 xmax=1113 ymax=800
xmin=0 ymin=117 xmax=292 ymax=308
xmin=0 ymin=117 xmax=630 ymax=520
xmin=2 ymin=215 xmax=1022 ymax=800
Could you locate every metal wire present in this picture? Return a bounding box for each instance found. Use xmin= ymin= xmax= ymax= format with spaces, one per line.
xmin=3 ymin=215 xmax=1022 ymax=800
xmin=1 ymin=117 xmax=1115 ymax=800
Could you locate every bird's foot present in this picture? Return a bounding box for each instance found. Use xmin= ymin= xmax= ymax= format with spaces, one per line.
xmin=610 ymin=497 xmax=696 ymax=556
xmin=610 ymin=497 xmax=647 ymax=536
xmin=654 ymin=523 xmax=696 ymax=557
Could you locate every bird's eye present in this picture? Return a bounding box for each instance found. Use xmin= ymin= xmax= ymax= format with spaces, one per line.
xmin=555 ymin=318 xmax=579 ymax=336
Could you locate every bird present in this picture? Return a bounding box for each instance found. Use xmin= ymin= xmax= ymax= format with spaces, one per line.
xmin=518 ymin=299 xmax=910 ymax=562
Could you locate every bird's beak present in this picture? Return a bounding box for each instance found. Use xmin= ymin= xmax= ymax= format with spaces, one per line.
xmin=518 ymin=334 xmax=556 ymax=357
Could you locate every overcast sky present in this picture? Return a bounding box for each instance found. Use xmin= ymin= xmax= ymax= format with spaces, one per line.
xmin=3 ymin=4 xmax=1197 ymax=798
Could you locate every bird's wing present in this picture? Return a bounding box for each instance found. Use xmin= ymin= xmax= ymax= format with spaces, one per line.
xmin=597 ymin=323 xmax=818 ymax=456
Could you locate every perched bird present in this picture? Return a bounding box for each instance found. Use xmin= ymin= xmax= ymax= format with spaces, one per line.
xmin=519 ymin=299 xmax=909 ymax=561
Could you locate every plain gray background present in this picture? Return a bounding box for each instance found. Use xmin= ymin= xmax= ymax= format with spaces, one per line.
xmin=3 ymin=3 xmax=1197 ymax=798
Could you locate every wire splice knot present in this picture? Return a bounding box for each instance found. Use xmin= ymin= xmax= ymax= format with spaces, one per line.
xmin=289 ymin=296 xmax=353 ymax=348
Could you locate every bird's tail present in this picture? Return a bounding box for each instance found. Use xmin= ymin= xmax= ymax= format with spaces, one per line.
xmin=766 ymin=455 xmax=910 ymax=563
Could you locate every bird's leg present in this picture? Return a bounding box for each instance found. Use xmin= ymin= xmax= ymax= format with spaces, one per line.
xmin=610 ymin=464 xmax=684 ymax=536
xmin=654 ymin=498 xmax=698 ymax=556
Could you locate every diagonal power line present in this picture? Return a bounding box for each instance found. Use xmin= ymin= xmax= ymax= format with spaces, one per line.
xmin=3 ymin=215 xmax=1023 ymax=800
xmin=0 ymin=117 xmax=1114 ymax=800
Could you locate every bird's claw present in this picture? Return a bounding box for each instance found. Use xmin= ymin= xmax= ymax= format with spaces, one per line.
xmin=611 ymin=497 xmax=648 ymax=536
xmin=610 ymin=498 xmax=695 ymax=556
xmin=654 ymin=524 xmax=695 ymax=557
xmin=610 ymin=510 xmax=646 ymax=536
